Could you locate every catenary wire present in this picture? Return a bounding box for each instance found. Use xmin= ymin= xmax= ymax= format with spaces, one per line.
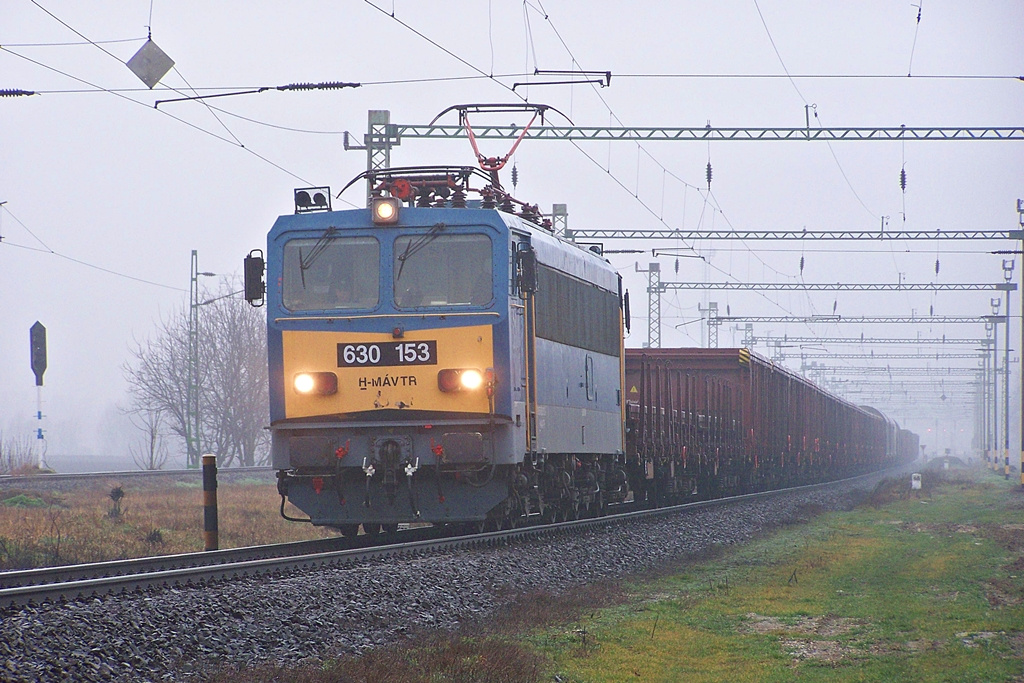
xmin=0 ymin=205 xmax=186 ymax=292
xmin=13 ymin=3 xmax=357 ymax=206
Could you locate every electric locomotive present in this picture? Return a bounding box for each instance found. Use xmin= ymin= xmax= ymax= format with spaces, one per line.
xmin=245 ymin=167 xmax=630 ymax=535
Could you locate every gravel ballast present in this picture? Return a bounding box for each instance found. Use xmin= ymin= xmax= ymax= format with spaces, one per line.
xmin=0 ymin=476 xmax=887 ymax=682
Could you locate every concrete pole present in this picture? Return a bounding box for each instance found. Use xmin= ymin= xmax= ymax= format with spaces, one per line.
xmin=1005 ymin=276 xmax=1012 ymax=479
xmin=1018 ymin=200 xmax=1024 ymax=487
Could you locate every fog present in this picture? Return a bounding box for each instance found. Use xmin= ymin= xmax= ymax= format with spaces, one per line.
xmin=2 ymin=1 xmax=1021 ymax=467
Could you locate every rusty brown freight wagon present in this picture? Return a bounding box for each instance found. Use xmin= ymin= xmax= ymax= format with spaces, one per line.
xmin=623 ymin=348 xmax=905 ymax=506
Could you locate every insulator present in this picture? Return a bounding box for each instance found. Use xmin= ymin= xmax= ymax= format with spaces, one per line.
xmin=674 ymin=258 xmax=679 ymax=274
xmin=278 ymin=81 xmax=359 ymax=91
xmin=511 ymin=164 xmax=519 ymax=189
xmin=705 ymin=162 xmax=713 ymax=188
xmin=0 ymin=89 xmax=35 ymax=97
xmin=930 ymin=305 xmax=934 ymax=316
xmin=900 ymin=167 xmax=907 ymax=192
xmin=799 ymin=255 xmax=805 ymax=274
xmin=935 ymin=258 xmax=940 ymax=274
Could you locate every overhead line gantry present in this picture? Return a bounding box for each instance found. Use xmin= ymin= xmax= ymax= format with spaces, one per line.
xmin=802 ymin=354 xmax=987 ymax=361
xmin=801 ymin=367 xmax=982 ymax=376
xmin=570 ymin=228 xmax=1024 ymax=241
xmin=391 ymin=123 xmax=1024 ymax=143
xmin=716 ymin=315 xmax=991 ymax=325
xmin=661 ymin=282 xmax=1016 ymax=292
xmin=751 ymin=335 xmax=989 ymax=346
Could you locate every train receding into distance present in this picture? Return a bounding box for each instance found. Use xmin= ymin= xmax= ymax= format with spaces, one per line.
xmin=244 ymin=161 xmax=916 ymax=537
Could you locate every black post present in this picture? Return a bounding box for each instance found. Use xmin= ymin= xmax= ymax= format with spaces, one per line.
xmin=202 ymin=454 xmax=218 ymax=551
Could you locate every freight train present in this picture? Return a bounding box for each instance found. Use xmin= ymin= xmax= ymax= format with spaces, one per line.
xmin=243 ymin=165 xmax=916 ymax=536
xmin=624 ymin=348 xmax=918 ymax=506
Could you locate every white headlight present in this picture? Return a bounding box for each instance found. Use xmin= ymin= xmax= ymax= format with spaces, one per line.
xmin=459 ymin=369 xmax=483 ymax=390
xmin=294 ymin=373 xmax=315 ymax=393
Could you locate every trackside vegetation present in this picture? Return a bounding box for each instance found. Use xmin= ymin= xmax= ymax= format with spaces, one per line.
xmin=0 ymin=479 xmax=331 ymax=569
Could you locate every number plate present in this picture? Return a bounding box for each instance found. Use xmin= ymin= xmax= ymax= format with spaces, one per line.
xmin=336 ymin=341 xmax=438 ymax=368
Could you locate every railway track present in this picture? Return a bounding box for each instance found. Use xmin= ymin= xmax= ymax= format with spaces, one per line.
xmin=0 ymin=471 xmax=893 ymax=610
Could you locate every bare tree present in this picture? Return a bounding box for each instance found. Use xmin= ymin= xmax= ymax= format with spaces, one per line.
xmin=126 ymin=408 xmax=169 ymax=470
xmin=123 ymin=279 xmax=269 ymax=467
xmin=197 ymin=287 xmax=270 ymax=466
xmin=123 ymin=308 xmax=192 ymax=462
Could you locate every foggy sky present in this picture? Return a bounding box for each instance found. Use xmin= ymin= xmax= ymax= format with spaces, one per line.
xmin=2 ymin=1 xmax=1021 ymax=462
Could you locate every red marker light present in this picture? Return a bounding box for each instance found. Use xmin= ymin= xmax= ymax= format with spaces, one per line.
xmin=335 ymin=440 xmax=350 ymax=459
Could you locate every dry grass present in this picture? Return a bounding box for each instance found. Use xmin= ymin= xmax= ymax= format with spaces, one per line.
xmin=0 ymin=479 xmax=334 ymax=569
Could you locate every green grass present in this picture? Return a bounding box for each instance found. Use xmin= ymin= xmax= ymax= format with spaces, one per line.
xmin=541 ymin=470 xmax=1024 ymax=682
xmin=1 ymin=493 xmax=48 ymax=508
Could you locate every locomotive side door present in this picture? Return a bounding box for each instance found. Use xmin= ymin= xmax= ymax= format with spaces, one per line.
xmin=511 ymin=235 xmax=538 ymax=457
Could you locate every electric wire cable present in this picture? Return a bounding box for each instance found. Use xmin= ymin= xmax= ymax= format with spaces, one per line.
xmin=0 ymin=205 xmax=187 ymax=291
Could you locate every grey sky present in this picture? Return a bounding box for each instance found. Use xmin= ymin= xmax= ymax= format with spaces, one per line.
xmin=2 ymin=1 xmax=1021 ymax=459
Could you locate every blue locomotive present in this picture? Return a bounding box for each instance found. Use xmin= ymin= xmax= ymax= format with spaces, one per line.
xmin=245 ymin=167 xmax=630 ymax=536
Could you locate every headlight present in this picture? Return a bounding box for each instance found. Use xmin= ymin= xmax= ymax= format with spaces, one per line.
xmin=293 ymin=372 xmax=338 ymax=395
xmin=459 ymin=369 xmax=483 ymax=390
xmin=371 ymin=197 xmax=400 ymax=225
xmin=437 ymin=368 xmax=483 ymax=393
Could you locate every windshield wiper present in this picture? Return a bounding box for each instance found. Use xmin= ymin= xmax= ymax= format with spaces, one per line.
xmin=298 ymin=226 xmax=338 ymax=287
xmin=396 ymin=222 xmax=446 ymax=281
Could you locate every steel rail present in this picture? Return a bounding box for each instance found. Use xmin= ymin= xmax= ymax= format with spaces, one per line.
xmin=0 ymin=469 xmax=894 ymax=609
xmin=0 ymin=536 xmax=352 ymax=589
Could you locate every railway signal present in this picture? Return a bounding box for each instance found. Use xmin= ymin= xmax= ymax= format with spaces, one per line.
xmin=30 ymin=321 xmax=46 ymax=386
xmin=29 ymin=321 xmax=48 ymax=470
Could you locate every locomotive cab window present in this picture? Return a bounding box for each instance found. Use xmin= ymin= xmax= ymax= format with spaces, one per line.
xmin=394 ymin=233 xmax=492 ymax=308
xmin=282 ymin=236 xmax=380 ymax=311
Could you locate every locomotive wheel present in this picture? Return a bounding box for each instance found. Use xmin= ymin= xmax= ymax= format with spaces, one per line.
xmin=338 ymin=524 xmax=360 ymax=539
xmin=362 ymin=522 xmax=381 ymax=536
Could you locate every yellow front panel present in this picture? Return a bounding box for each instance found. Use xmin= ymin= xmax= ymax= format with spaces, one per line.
xmin=282 ymin=325 xmax=494 ymax=418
